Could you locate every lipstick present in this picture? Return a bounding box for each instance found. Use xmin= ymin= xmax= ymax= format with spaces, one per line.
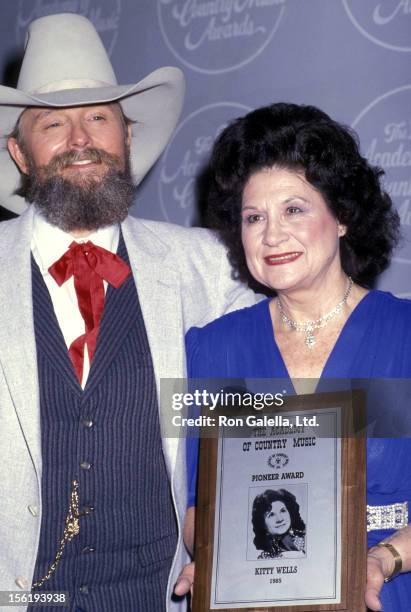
xmin=264 ymin=252 xmax=302 ymax=265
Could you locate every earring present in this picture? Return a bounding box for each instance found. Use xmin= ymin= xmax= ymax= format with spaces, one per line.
xmin=337 ymin=224 xmax=346 ymax=238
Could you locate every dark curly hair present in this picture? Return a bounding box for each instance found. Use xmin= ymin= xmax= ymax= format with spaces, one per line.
xmin=252 ymin=488 xmax=305 ymax=553
xmin=206 ymin=103 xmax=400 ymax=288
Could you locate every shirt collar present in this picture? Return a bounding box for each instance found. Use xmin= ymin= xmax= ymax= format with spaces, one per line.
xmin=31 ymin=209 xmax=120 ymax=275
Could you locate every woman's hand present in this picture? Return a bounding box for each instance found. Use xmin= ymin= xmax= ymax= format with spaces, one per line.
xmin=174 ymin=561 xmax=195 ymax=597
xmin=173 ymin=506 xmax=196 ymax=598
xmin=365 ymin=548 xmax=393 ymax=611
xmin=365 ymin=526 xmax=411 ymax=611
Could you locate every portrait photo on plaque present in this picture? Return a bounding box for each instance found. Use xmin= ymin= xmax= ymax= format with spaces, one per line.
xmin=247 ymin=485 xmax=307 ymax=561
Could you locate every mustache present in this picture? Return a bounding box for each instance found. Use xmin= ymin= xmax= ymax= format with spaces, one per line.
xmin=41 ymin=148 xmax=123 ymax=176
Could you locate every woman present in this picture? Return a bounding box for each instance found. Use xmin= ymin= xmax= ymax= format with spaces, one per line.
xmin=252 ymin=489 xmax=306 ymax=559
xmin=185 ymin=103 xmax=411 ymax=610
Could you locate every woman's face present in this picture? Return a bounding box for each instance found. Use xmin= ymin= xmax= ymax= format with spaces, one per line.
xmin=241 ymin=167 xmax=346 ymax=294
xmin=264 ymin=500 xmax=291 ymax=536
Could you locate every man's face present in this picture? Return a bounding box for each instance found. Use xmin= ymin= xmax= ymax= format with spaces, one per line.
xmin=8 ymin=103 xmax=130 ymax=182
xmin=7 ymin=103 xmax=136 ymax=235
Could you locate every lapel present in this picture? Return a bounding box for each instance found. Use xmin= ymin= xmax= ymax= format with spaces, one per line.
xmin=0 ymin=207 xmax=42 ymax=476
xmin=121 ymin=217 xmax=185 ymax=382
xmin=121 ymin=217 xmax=185 ymax=473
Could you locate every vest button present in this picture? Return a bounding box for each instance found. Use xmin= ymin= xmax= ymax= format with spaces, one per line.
xmin=15 ymin=576 xmax=29 ymax=589
xmin=81 ymin=418 xmax=94 ymax=428
xmin=81 ymin=505 xmax=95 ymax=515
xmin=81 ymin=546 xmax=96 ymax=554
xmin=79 ymin=585 xmax=89 ymax=594
xmin=80 ymin=461 xmax=92 ymax=470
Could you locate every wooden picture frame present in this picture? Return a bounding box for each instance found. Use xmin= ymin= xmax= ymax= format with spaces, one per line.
xmin=192 ymin=389 xmax=366 ymax=612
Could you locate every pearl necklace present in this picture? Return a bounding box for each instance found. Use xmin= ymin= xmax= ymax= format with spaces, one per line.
xmin=276 ymin=277 xmax=353 ymax=349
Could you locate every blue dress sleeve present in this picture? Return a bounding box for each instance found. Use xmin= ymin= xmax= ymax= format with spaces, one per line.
xmin=185 ymin=326 xmax=201 ymax=507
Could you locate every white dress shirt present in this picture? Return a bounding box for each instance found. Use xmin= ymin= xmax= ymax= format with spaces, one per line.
xmin=31 ymin=210 xmax=120 ymax=387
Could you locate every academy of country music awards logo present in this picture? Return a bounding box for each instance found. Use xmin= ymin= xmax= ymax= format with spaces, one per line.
xmin=159 ymin=101 xmax=251 ymax=226
xmin=16 ymin=0 xmax=122 ymax=55
xmin=157 ymin=0 xmax=287 ymax=74
xmin=268 ymin=453 xmax=289 ymax=469
xmin=352 ymin=85 xmax=411 ymax=267
xmin=343 ymin=0 xmax=411 ymax=52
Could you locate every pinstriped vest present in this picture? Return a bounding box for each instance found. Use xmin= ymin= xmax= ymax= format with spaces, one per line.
xmin=31 ymin=234 xmax=177 ymax=612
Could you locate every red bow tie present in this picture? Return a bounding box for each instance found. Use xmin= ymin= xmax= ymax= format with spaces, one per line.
xmin=49 ymin=240 xmax=131 ymax=383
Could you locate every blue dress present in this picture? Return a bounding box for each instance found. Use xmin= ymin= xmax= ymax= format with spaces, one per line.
xmin=186 ymin=290 xmax=411 ymax=610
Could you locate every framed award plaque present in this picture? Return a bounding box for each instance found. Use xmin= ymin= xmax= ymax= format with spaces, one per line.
xmin=192 ymin=389 xmax=366 ymax=612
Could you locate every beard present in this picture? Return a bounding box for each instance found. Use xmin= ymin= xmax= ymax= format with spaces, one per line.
xmin=16 ymin=147 xmax=137 ymax=233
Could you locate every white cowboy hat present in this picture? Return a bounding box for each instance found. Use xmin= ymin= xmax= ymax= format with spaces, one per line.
xmin=0 ymin=13 xmax=185 ymax=214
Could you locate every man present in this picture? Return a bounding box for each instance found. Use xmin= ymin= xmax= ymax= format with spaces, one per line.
xmin=0 ymin=13 xmax=255 ymax=611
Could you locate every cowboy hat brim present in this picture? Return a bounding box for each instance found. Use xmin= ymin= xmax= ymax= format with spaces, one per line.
xmin=0 ymin=66 xmax=185 ymax=214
